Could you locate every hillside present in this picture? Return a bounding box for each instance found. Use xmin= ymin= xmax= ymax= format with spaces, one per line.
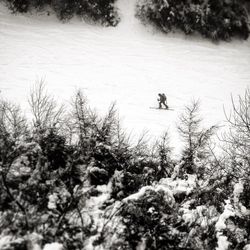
xmin=1 ymin=1 xmax=250 ymax=249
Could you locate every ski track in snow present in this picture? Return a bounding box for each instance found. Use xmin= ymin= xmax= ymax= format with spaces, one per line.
xmin=0 ymin=0 xmax=250 ymax=154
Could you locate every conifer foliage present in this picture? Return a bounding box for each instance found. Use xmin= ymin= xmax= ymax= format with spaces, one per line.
xmin=4 ymin=0 xmax=120 ymax=26
xmin=136 ymin=0 xmax=250 ymax=41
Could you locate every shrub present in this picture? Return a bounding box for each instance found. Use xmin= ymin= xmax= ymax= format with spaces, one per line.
xmin=118 ymin=187 xmax=183 ymax=250
xmin=4 ymin=0 xmax=120 ymax=26
xmin=136 ymin=0 xmax=250 ymax=40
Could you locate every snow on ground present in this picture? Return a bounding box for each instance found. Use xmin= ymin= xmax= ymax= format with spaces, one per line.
xmin=0 ymin=0 xmax=250 ymax=154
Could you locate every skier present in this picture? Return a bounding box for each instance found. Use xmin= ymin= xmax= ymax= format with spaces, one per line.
xmin=158 ymin=93 xmax=168 ymax=109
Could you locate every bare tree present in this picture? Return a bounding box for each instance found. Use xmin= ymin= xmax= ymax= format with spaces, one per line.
xmin=0 ymin=99 xmax=29 ymax=229
xmin=0 ymin=99 xmax=27 ymax=140
xmin=223 ymin=88 xmax=250 ymax=179
xmin=0 ymin=99 xmax=28 ymax=175
xmin=0 ymin=99 xmax=28 ymax=172
xmin=29 ymin=80 xmax=64 ymax=130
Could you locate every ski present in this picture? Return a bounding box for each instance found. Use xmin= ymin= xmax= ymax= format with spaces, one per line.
xmin=150 ymin=107 xmax=174 ymax=111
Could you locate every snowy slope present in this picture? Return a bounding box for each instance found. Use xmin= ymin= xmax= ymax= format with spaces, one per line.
xmin=0 ymin=0 xmax=250 ymax=154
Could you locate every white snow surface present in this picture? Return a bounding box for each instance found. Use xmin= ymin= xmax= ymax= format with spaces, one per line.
xmin=233 ymin=180 xmax=244 ymax=205
xmin=123 ymin=184 xmax=175 ymax=206
xmin=233 ymin=180 xmax=250 ymax=216
xmin=1 ymin=0 xmax=250 ymax=153
xmin=43 ymin=242 xmax=63 ymax=250
xmin=215 ymin=199 xmax=235 ymax=231
xmin=216 ymin=235 xmax=231 ymax=250
xmin=215 ymin=199 xmax=235 ymax=250
xmin=244 ymin=244 xmax=250 ymax=250
xmin=159 ymin=174 xmax=197 ymax=195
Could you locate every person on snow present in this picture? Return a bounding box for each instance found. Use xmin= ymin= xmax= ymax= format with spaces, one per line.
xmin=158 ymin=93 xmax=168 ymax=109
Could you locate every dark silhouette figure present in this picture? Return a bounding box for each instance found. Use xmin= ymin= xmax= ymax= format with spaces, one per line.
xmin=158 ymin=93 xmax=168 ymax=109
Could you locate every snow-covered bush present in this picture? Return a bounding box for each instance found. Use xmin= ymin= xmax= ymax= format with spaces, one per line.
xmin=136 ymin=0 xmax=250 ymax=41
xmin=0 ymin=129 xmax=87 ymax=249
xmin=211 ymin=181 xmax=250 ymax=250
xmin=108 ymin=177 xmax=248 ymax=250
xmin=4 ymin=0 xmax=120 ymax=26
xmin=111 ymin=133 xmax=174 ymax=200
xmin=111 ymin=156 xmax=173 ymax=200
xmin=52 ymin=0 xmax=120 ymax=26
xmin=117 ymin=186 xmax=183 ymax=249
